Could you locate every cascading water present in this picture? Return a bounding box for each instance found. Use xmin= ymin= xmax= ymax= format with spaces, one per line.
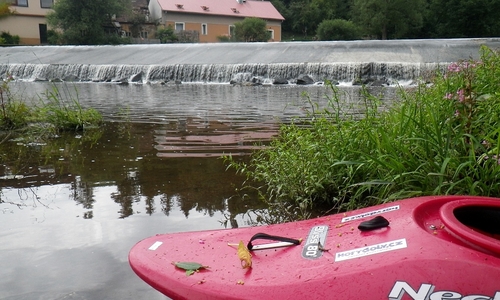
xmin=1 ymin=39 xmax=500 ymax=85
xmin=0 ymin=62 xmax=444 ymax=84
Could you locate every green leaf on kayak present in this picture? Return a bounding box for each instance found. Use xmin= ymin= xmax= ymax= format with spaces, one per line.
xmin=172 ymin=261 xmax=209 ymax=276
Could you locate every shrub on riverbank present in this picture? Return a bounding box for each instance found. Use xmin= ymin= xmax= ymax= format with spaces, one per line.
xmin=226 ymin=46 xmax=500 ymax=222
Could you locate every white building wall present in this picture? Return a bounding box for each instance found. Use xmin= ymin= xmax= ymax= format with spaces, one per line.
xmin=0 ymin=3 xmax=51 ymax=44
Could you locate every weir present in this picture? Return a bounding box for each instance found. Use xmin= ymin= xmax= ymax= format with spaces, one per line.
xmin=1 ymin=38 xmax=500 ymax=84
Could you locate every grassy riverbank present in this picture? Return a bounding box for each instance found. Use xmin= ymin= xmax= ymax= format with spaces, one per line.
xmin=226 ymin=46 xmax=500 ymax=222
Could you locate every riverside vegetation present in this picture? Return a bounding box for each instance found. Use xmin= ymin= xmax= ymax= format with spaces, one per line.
xmin=0 ymin=76 xmax=102 ymax=136
xmin=225 ymin=46 xmax=500 ymax=223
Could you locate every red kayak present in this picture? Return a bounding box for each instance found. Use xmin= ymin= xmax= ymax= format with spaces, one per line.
xmin=129 ymin=195 xmax=500 ymax=299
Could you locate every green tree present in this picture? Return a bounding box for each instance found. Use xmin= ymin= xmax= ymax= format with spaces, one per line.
xmin=352 ymin=0 xmax=425 ymax=39
xmin=287 ymin=0 xmax=323 ymax=37
xmin=316 ymin=19 xmax=361 ymax=40
xmin=46 ymin=0 xmax=131 ymax=45
xmin=128 ymin=13 xmax=147 ymax=38
xmin=278 ymin=0 xmax=352 ymax=38
xmin=234 ymin=17 xmax=271 ymax=42
xmin=428 ymin=0 xmax=500 ymax=38
xmin=0 ymin=0 xmax=13 ymax=19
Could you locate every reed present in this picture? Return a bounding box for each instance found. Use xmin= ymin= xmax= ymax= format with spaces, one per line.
xmin=0 ymin=78 xmax=102 ymax=133
xmin=0 ymin=74 xmax=30 ymax=129
xmin=36 ymin=84 xmax=102 ymax=131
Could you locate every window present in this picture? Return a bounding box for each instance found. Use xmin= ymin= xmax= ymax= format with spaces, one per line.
xmin=40 ymin=0 xmax=52 ymax=8
xmin=201 ymin=24 xmax=207 ymax=35
xmin=175 ymin=22 xmax=185 ymax=32
xmin=267 ymin=29 xmax=274 ymax=40
xmin=14 ymin=0 xmax=28 ymax=7
xmin=140 ymin=31 xmax=148 ymax=39
xmin=229 ymin=25 xmax=235 ymax=37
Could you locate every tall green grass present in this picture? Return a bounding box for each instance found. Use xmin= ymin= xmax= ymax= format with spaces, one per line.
xmin=226 ymin=46 xmax=500 ymax=222
xmin=0 ymin=76 xmax=102 ymax=134
xmin=36 ymin=85 xmax=102 ymax=131
xmin=0 ymin=74 xmax=30 ymax=129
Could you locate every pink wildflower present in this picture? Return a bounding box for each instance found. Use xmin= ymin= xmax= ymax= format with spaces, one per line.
xmin=447 ymin=62 xmax=461 ymax=72
xmin=444 ymin=93 xmax=453 ymax=100
xmin=457 ymin=89 xmax=465 ymax=102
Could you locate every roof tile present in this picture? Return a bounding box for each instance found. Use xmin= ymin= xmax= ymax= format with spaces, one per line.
xmin=156 ymin=0 xmax=284 ymax=21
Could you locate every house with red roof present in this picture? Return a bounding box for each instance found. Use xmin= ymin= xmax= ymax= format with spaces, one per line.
xmin=149 ymin=0 xmax=285 ymax=43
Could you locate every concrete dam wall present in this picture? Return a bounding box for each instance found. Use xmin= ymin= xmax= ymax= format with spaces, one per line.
xmin=1 ymin=38 xmax=500 ymax=84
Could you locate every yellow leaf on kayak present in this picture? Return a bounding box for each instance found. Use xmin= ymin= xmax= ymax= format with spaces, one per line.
xmin=237 ymin=240 xmax=252 ymax=269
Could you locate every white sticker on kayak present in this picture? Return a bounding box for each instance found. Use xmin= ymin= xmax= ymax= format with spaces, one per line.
xmin=301 ymin=225 xmax=329 ymax=260
xmin=148 ymin=241 xmax=163 ymax=251
xmin=341 ymin=205 xmax=400 ymax=223
xmin=335 ymin=238 xmax=407 ymax=262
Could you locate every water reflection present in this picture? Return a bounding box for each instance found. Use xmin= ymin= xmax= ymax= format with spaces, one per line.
xmin=154 ymin=117 xmax=277 ymax=157
xmin=0 ymin=122 xmax=264 ymax=221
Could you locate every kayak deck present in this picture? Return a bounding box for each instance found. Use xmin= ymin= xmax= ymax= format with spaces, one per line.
xmin=129 ymin=195 xmax=500 ymax=299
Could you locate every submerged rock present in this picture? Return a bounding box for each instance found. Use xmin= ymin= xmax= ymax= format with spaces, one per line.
xmin=273 ymin=77 xmax=288 ymax=84
xmin=130 ymin=72 xmax=143 ymax=83
xmin=63 ymin=74 xmax=80 ymax=82
xmin=296 ymin=74 xmax=314 ymax=85
xmin=230 ymin=72 xmax=253 ymax=84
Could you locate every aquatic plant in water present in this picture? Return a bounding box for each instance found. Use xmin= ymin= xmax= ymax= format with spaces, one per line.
xmin=36 ymin=84 xmax=102 ymax=131
xmin=0 ymin=74 xmax=30 ymax=129
xmin=0 ymin=77 xmax=102 ymax=135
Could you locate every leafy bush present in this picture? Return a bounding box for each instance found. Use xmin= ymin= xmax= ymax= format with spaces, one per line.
xmin=217 ymin=35 xmax=232 ymax=43
xmin=156 ymin=26 xmax=178 ymax=43
xmin=226 ymin=46 xmax=500 ymax=222
xmin=0 ymin=31 xmax=20 ymax=44
xmin=47 ymin=29 xmax=62 ymax=45
xmin=316 ymin=19 xmax=361 ymax=41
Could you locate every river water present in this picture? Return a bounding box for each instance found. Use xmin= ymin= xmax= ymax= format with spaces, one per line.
xmin=0 ymin=82 xmax=399 ymax=299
